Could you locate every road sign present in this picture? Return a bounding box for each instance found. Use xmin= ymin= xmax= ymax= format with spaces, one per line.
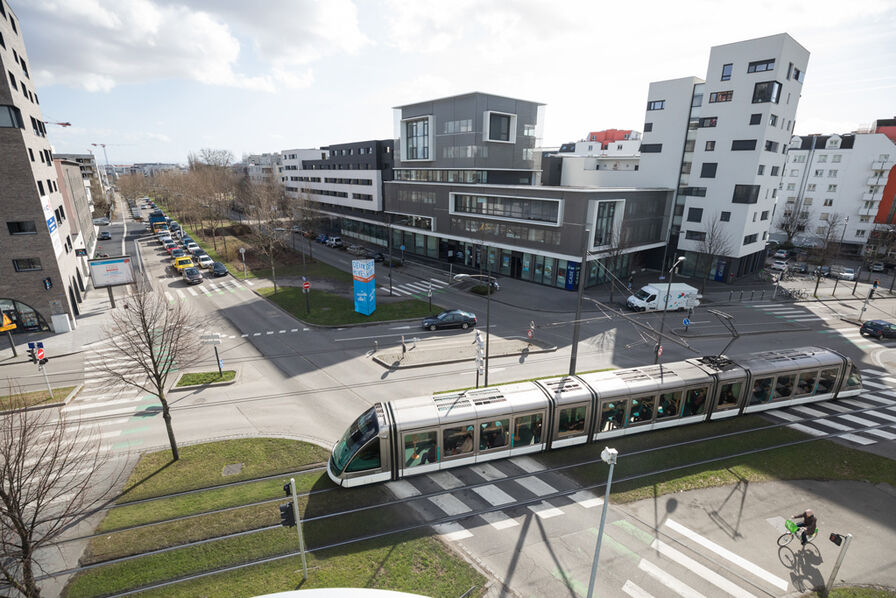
xmin=27 ymin=342 xmax=35 ymax=349
xmin=303 ymin=281 xmax=311 ymax=290
xmin=527 ymin=329 xmax=533 ymax=339
xmin=658 ymin=345 xmax=663 ymax=357
xmin=0 ymin=313 xmax=15 ymax=332
xmin=239 ymin=247 xmax=246 ymax=255
xmin=400 ymin=244 xmax=405 ymax=251
xmin=200 ymin=334 xmax=221 ymax=345
xmin=683 ymin=318 xmax=691 ymax=327
xmin=36 ymin=342 xmax=43 ymax=348
xmin=36 ymin=348 xmax=45 ymax=360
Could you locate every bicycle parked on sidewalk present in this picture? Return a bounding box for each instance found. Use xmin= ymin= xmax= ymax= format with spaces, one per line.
xmin=777 ymin=518 xmax=819 ymax=547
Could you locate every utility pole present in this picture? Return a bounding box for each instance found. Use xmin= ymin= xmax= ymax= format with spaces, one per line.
xmin=569 ymin=224 xmax=591 ymax=375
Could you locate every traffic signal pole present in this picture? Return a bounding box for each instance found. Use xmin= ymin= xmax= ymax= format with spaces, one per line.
xmin=281 ymin=478 xmax=308 ymax=580
xmin=39 ymin=362 xmax=54 ymax=400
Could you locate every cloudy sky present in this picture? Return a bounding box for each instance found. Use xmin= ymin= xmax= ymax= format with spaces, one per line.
xmin=13 ymin=0 xmax=896 ymax=165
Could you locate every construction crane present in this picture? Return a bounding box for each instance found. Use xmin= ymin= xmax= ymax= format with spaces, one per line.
xmin=44 ymin=120 xmax=71 ymax=127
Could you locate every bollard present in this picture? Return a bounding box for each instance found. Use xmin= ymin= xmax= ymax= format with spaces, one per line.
xmin=739 ymin=290 xmax=744 ymax=302
xmin=728 ymin=290 xmax=733 ymax=302
xmin=373 ymin=340 xmax=378 ymax=353
xmin=750 ymin=290 xmax=755 ymax=301
xmin=760 ymin=290 xmax=765 ymax=300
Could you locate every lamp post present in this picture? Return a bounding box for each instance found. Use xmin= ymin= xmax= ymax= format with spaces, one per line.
xmin=586 ymin=447 xmax=619 ymax=598
xmin=454 ymin=272 xmax=496 ymax=386
xmin=832 ymin=216 xmax=849 ymax=295
xmin=654 ymin=256 xmax=685 ymax=365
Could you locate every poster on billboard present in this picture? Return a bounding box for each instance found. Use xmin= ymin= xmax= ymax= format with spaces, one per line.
xmin=352 ymin=258 xmax=376 ymax=315
xmin=88 ymin=256 xmax=136 ymax=288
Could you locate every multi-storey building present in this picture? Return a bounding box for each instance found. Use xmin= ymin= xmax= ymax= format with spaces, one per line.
xmin=778 ymin=132 xmax=895 ymax=253
xmin=637 ymin=33 xmax=810 ymax=280
xmin=0 ymin=1 xmax=85 ymax=332
xmin=55 ymin=152 xmax=103 ymax=203
xmin=247 ymin=153 xmax=281 ymax=185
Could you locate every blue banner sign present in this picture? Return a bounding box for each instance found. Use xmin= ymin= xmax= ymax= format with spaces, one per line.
xmin=352 ymin=259 xmax=376 ymax=315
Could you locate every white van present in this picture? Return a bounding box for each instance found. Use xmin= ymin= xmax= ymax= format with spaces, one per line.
xmin=626 ymin=282 xmax=701 ymax=312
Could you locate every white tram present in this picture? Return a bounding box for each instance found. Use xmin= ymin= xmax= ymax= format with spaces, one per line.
xmin=328 ymin=347 xmax=863 ymax=487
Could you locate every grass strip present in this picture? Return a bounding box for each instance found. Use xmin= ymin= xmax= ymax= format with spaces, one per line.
xmin=0 ymin=386 xmax=76 ymax=410
xmin=175 ymin=370 xmax=236 ymax=387
xmin=259 ymin=287 xmax=442 ymax=326
xmin=117 ymin=438 xmax=329 ymax=503
xmin=812 ymin=589 xmax=896 ymax=598
xmin=127 ymin=532 xmax=486 ymax=598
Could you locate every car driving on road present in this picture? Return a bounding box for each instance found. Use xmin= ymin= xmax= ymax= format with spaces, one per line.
xmin=210 ymin=262 xmax=229 ymax=277
xmin=182 ymin=267 xmax=203 ymax=285
xmin=98 ymin=231 xmax=112 ymax=240
xmin=859 ymin=320 xmax=896 ymax=339
xmin=422 ymin=309 xmax=477 ymax=331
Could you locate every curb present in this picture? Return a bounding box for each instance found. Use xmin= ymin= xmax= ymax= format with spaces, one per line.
xmin=370 ymin=342 xmax=558 ymax=369
xmin=170 ymin=368 xmax=241 ymax=391
xmin=0 ymin=383 xmax=82 ymax=415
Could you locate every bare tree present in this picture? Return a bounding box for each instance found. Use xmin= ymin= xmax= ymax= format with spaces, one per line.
xmin=288 ymin=191 xmax=316 ymax=266
xmin=775 ymin=206 xmax=811 ymax=245
xmin=696 ymin=214 xmax=734 ymax=293
xmin=599 ymin=221 xmax=633 ymax=304
xmin=95 ymin=284 xmax=199 ymax=461
xmin=0 ymin=387 xmax=121 ymax=597
xmin=117 ymin=173 xmax=150 ymax=202
xmin=245 ymin=179 xmax=287 ymax=293
xmin=811 ymin=212 xmax=846 ymax=296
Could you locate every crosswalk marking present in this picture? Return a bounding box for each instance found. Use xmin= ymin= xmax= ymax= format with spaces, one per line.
xmin=570 ymin=490 xmax=604 ymax=509
xmin=622 ymin=580 xmax=656 ymax=598
xmin=433 ymin=521 xmax=473 ymax=541
xmin=516 ymin=475 xmax=556 ymax=497
xmin=527 ymin=501 xmax=564 ymax=519
xmin=650 ymin=538 xmax=758 ymax=598
xmin=480 ymin=510 xmax=519 ymax=530
xmin=385 ymin=480 xmax=420 ymax=499
xmin=472 ymin=484 xmax=515 ymax=506
xmin=428 ymin=493 xmax=471 ymax=516
xmin=62 ymin=397 xmax=143 ymax=412
xmin=510 ymin=456 xmax=546 ymax=473
xmin=470 ymin=463 xmax=507 ymax=481
xmin=638 ymin=559 xmax=706 ymax=598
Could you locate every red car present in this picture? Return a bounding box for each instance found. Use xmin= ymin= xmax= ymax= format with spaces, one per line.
xmin=165 ymin=241 xmax=178 ymax=253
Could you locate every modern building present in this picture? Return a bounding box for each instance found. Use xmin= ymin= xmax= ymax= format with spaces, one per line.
xmin=54 ymin=152 xmax=103 ymax=203
xmin=247 ymin=153 xmax=281 ymax=185
xmin=0 ymin=1 xmax=84 ymax=331
xmin=637 ymin=33 xmax=810 ymax=280
xmin=777 ymin=132 xmax=895 ymax=254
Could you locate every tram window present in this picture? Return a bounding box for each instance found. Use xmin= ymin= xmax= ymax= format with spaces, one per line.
xmin=716 ymin=382 xmax=742 ymax=410
xmin=600 ymin=400 xmax=627 ymax=431
xmin=844 ymin=366 xmax=862 ymax=389
xmin=795 ymin=371 xmax=817 ymax=396
xmin=404 ymin=430 xmax=438 ymax=467
xmin=480 ymin=419 xmax=510 ymax=450
xmin=774 ymin=374 xmax=795 ymax=399
xmin=443 ymin=424 xmax=475 ymax=457
xmin=751 ymin=377 xmax=773 ymax=404
xmin=514 ymin=413 xmax=544 ymax=446
xmin=345 ymin=440 xmax=381 ymax=473
xmin=816 ymin=368 xmax=838 ymax=394
xmin=629 ymin=396 xmax=655 ymax=425
xmin=657 ymin=391 xmax=682 ymax=419
xmin=683 ymin=387 xmax=708 ymax=416
xmin=558 ymin=405 xmax=587 ymax=436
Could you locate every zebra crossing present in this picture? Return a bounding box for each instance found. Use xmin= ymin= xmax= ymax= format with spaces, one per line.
xmin=751 ymin=302 xmax=834 ymax=323
xmin=819 ymin=325 xmax=896 ymax=351
xmin=164 ymin=277 xmax=252 ymax=303
xmin=388 ymin=456 xmax=793 ymax=597
xmin=378 ymin=277 xmax=449 ymax=297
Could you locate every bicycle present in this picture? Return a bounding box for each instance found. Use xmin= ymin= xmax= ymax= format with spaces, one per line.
xmin=777 ymin=519 xmax=818 ymax=547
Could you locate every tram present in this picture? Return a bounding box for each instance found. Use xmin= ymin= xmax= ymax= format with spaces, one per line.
xmin=328 ymin=347 xmax=863 ymax=487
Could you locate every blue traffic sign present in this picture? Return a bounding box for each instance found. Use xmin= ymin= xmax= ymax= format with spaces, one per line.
xmin=27 ymin=342 xmax=35 ymax=349
xmin=400 ymin=244 xmax=406 ymax=251
xmin=682 ymin=318 xmax=691 ymax=327
xmin=36 ymin=342 xmax=43 ymax=348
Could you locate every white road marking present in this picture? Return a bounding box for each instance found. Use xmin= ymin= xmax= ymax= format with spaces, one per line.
xmin=638 ymin=559 xmax=706 ymax=598
xmin=480 ymin=510 xmax=519 ymax=530
xmin=253 ymin=333 xmax=261 ymax=337
xmin=62 ymin=397 xmax=143 ymax=412
xmin=290 ymin=328 xmax=298 ymax=332
xmin=650 ymin=538 xmax=758 ymax=598
xmin=622 ymin=580 xmax=656 ymax=598
xmin=569 ymin=490 xmax=604 ymax=509
xmin=279 ymin=330 xmax=286 ymax=334
xmin=862 ymin=380 xmax=890 ymax=390
xmin=472 ymin=484 xmax=515 ymax=506
xmin=428 ymin=493 xmax=471 ymax=516
xmin=385 ymin=480 xmax=420 ymax=499
xmin=266 ymin=331 xmax=274 ymax=335
xmin=429 ymin=471 xmax=465 ymax=490
xmin=516 ymin=475 xmax=556 ymax=497
xmin=433 ymin=521 xmax=473 ymax=541
xmin=470 ymin=463 xmax=507 ymax=481
xmin=509 ymin=456 xmax=545 ymax=473
xmin=527 ymin=501 xmax=564 ymax=519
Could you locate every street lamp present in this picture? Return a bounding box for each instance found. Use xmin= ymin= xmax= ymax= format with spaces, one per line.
xmin=832 ymin=216 xmax=849 ymax=295
xmin=654 ymin=256 xmax=685 ymax=364
xmin=586 ymin=447 xmax=619 ymax=598
xmin=454 ymin=272 xmax=496 ymax=386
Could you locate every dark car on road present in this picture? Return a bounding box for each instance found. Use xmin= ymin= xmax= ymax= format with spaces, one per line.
xmin=98 ymin=231 xmax=112 ymax=240
xmin=210 ymin=262 xmax=229 ymax=277
xmin=171 ymin=248 xmax=185 ymax=259
xmin=859 ymin=320 xmax=896 ymax=339
xmin=182 ymin=267 xmax=203 ymax=285
xmin=423 ymin=309 xmax=477 ymax=331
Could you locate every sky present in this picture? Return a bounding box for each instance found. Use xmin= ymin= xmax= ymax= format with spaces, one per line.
xmin=12 ymin=0 xmax=896 ymax=165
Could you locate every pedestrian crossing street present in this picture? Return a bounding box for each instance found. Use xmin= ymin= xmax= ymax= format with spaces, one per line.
xmin=164 ymin=277 xmax=254 ymax=303
xmin=378 ymin=277 xmax=449 ymax=297
xmin=388 ymin=457 xmax=793 ymax=597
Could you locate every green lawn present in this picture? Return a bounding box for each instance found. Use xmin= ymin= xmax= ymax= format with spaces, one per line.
xmin=0 ymin=385 xmax=76 ymax=410
xmin=259 ymin=287 xmax=442 ymax=325
xmin=809 ymin=590 xmax=896 ymax=598
xmin=175 ymin=370 xmax=236 ymax=387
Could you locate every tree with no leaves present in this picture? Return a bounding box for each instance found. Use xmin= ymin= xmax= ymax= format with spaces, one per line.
xmin=775 ymin=206 xmax=811 ymax=245
xmin=95 ymin=283 xmax=199 ymax=461
xmin=245 ymin=178 xmax=287 ymax=293
xmin=812 ymin=212 xmax=846 ymax=296
xmin=696 ymin=214 xmax=734 ymax=293
xmin=0 ymin=387 xmax=122 ymax=597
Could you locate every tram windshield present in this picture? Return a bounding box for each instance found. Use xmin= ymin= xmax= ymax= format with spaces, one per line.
xmin=331 ymin=407 xmax=379 ymax=475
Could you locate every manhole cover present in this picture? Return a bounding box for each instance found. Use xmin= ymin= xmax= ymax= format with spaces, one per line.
xmin=222 ymin=463 xmax=243 ymax=477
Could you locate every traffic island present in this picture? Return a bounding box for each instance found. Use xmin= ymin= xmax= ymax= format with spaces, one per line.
xmin=172 ymin=369 xmax=239 ymax=390
xmin=371 ymin=336 xmax=556 ymax=369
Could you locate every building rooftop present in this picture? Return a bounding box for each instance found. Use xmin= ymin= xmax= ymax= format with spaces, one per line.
xmin=393 ymin=91 xmax=544 ymax=109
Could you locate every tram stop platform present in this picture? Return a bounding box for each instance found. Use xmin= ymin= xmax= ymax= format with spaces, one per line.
xmin=371 ymin=335 xmax=556 ymax=370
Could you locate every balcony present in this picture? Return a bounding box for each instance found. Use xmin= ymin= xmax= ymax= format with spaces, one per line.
xmin=872 ymin=161 xmax=895 ymax=171
xmin=868 ymin=175 xmax=887 ymax=186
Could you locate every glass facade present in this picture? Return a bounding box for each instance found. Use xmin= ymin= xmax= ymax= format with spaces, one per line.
xmin=452 ymin=194 xmax=559 ymax=224
xmin=405 ymin=118 xmax=429 ymax=160
xmin=1 ymin=299 xmax=49 ymax=333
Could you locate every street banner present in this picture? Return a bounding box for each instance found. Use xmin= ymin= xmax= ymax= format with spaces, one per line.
xmin=352 ymin=259 xmax=376 ymax=316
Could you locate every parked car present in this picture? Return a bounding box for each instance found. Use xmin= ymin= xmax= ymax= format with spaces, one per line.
xmin=361 ymin=249 xmax=385 ymax=262
xmin=773 ymin=249 xmax=789 ymax=259
xmin=173 ymin=257 xmax=194 ymax=272
xmin=182 ymin=267 xmax=203 ymax=285
xmin=871 ymin=262 xmax=885 ymax=272
xmin=210 ymin=262 xmax=229 ymax=277
xmin=316 ymin=234 xmax=328 ymax=244
xmin=814 ymin=265 xmax=831 ymax=277
xmin=159 ymin=235 xmax=173 ymax=246
xmin=833 ymin=266 xmax=857 ymax=281
xmin=347 ymin=244 xmax=365 ymax=255
xmin=164 ymin=241 xmax=178 ymax=253
xmin=191 ymin=248 xmax=206 ymax=259
xmin=92 ymin=217 xmax=110 ymax=226
xmin=186 ymin=242 xmax=200 ymax=254
xmin=98 ymin=231 xmax=112 ymax=240
xmin=859 ymin=320 xmax=896 ymax=339
xmin=422 ymin=309 xmax=477 ymax=331
xmin=326 ymin=236 xmax=344 ymax=248
xmin=197 ymin=254 xmax=214 ymax=269
xmin=770 ymin=260 xmax=789 ymax=271
xmin=171 ymin=248 xmax=186 ymax=259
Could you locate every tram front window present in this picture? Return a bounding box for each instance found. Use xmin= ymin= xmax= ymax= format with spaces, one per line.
xmin=817 ymin=368 xmax=838 ymax=394
xmin=331 ymin=407 xmax=379 ymax=475
xmin=845 ymin=366 xmax=862 ymax=389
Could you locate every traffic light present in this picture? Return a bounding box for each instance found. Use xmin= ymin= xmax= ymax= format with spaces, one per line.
xmin=27 ymin=348 xmax=36 ymax=363
xmin=39 ymin=357 xmax=49 ymax=365
xmin=43 ymin=277 xmax=52 ymax=290
xmin=279 ymin=502 xmax=296 ymax=527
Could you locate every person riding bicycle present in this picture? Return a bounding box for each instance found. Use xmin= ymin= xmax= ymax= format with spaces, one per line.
xmin=793 ymin=509 xmax=817 ymax=545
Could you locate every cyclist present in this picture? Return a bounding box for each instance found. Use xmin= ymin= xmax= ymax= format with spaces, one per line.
xmin=792 ymin=509 xmax=817 ymax=545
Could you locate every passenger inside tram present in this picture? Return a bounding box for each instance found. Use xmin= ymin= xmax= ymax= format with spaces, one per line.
xmin=657 ymin=391 xmax=681 ymax=418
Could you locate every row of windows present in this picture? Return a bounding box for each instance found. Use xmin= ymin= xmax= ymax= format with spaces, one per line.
xmin=323 ymin=177 xmax=372 ymax=185
xmin=394 ymin=169 xmax=489 ymax=184
xmin=452 ymin=217 xmax=562 ymax=246
xmin=329 ymin=146 xmax=377 ymax=157
xmin=395 ymin=189 xmax=437 ymax=204
xmin=352 ymin=193 xmax=373 ymax=201
xmin=37 ymin=178 xmax=58 ymax=196
xmin=686 ymin=207 xmax=768 ymax=224
xmin=443 ymin=118 xmax=473 ymax=134
xmin=721 ymin=59 xmax=804 ymax=83
xmin=297 ymin=176 xmax=321 ymax=182
xmin=452 ymin=194 xmax=559 ymax=224
xmin=307 ymin=162 xmax=387 ymax=170
xmin=301 ymin=188 xmax=348 ymax=199
xmin=441 ymin=145 xmax=488 ymax=159
xmin=28 ymin=146 xmax=52 ymax=166
xmin=756 ymin=164 xmax=780 ymax=177
xmin=708 ymin=90 xmax=733 ymax=103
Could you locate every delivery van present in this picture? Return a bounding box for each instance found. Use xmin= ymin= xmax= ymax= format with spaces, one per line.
xmin=626 ymin=282 xmax=701 ymax=312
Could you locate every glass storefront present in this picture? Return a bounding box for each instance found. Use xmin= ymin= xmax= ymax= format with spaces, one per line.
xmin=1 ymin=299 xmax=50 ymax=333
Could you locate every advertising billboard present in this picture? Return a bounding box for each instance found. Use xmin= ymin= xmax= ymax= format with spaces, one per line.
xmin=88 ymin=256 xmax=136 ymax=288
xmin=352 ymin=259 xmax=376 ymax=315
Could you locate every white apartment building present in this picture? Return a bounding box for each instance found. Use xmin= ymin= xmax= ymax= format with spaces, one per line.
xmin=637 ymin=33 xmax=810 ymax=280
xmin=779 ymin=132 xmax=895 ymax=252
xmin=281 ymin=148 xmax=328 ymax=197
xmin=247 ymin=152 xmax=281 ymax=185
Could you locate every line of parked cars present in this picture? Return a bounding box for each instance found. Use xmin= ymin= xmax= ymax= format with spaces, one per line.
xmin=152 ymin=213 xmax=229 ymax=285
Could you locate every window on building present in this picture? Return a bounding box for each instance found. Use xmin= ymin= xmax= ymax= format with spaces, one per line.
xmin=757 ymin=165 xmax=766 ymax=175
xmin=761 ymin=210 xmax=769 ymax=221
xmin=647 ymin=100 xmax=665 ymax=110
xmin=855 ymin=229 xmax=866 ymax=237
xmin=488 ymin=113 xmax=512 ymax=142
xmin=721 ymin=63 xmax=733 ymax=80
xmin=643 ymin=122 xmax=653 ymax=132
xmin=640 ymin=143 xmax=662 ymax=153
xmin=705 ymin=140 xmax=715 ymax=151
xmin=749 ymin=113 xmax=762 ymax=125
xmin=12 ymin=258 xmax=41 ymax=272
xmin=769 ymin=114 xmax=778 ymax=126
xmin=709 ymin=90 xmax=733 ymax=103
xmin=820 ymin=213 xmax=830 ymax=221
xmin=743 ymin=233 xmax=758 ymax=245
xmin=7 ymin=70 xmax=16 ymax=91
xmin=823 ymin=199 xmax=833 ymax=206
xmin=681 ymin=162 xmax=692 ymax=174
xmin=786 ymin=183 xmax=795 ymax=190
xmin=792 ymin=66 xmax=805 ymax=82
xmin=828 ymin=170 xmax=838 ymax=177
xmin=880 ymin=153 xmax=890 ymax=161
xmin=0 ymin=105 xmax=24 ymax=129
xmin=404 ymin=118 xmax=429 ymax=160
xmin=748 ymin=59 xmax=775 ymax=73
xmin=27 ymin=147 xmax=34 ymax=162
xmin=752 ymin=80 xmax=782 ymax=104
xmin=37 ymin=181 xmax=45 ymax=196
xmin=753 ymin=212 xmax=757 ymax=222
xmin=807 ymin=183 xmax=816 ymax=191
xmin=860 ymin=215 xmax=870 ymax=223
xmin=685 ymin=230 xmax=706 ymax=241
xmin=700 ymin=163 xmax=717 ymax=178
xmin=732 ymin=184 xmax=760 ymax=204
xmin=698 ymin=117 xmax=717 ymax=128
xmin=720 ymin=211 xmax=731 ymax=222
xmin=684 ymin=139 xmax=695 ymax=152
xmin=7 ymin=221 xmax=37 ymax=234
xmin=804 ymin=197 xmax=813 ymax=205
xmin=687 ymin=207 xmax=703 ymax=222
xmin=764 ymin=140 xmax=779 ymax=152
xmin=827 ymin=184 xmax=837 ymax=192
xmin=816 ymin=154 xmax=827 ymax=163
xmin=771 ymin=166 xmax=780 ymax=176
xmin=832 ymin=154 xmax=841 ymax=163
xmin=593 ymin=200 xmax=620 ymax=246
xmin=732 ymin=139 xmax=757 ymax=151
